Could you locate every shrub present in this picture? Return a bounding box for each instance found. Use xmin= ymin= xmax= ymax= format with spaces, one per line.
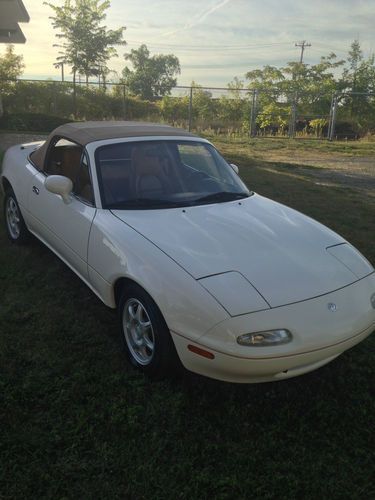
xmin=0 ymin=112 xmax=70 ymax=132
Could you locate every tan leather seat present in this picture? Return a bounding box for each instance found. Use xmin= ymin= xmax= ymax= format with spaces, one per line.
xmin=100 ymin=163 xmax=132 ymax=204
xmin=62 ymin=147 xmax=94 ymax=204
xmin=131 ymin=147 xmax=171 ymax=198
xmin=61 ymin=147 xmax=82 ymax=184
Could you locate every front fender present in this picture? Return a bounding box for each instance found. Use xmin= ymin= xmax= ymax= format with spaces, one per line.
xmin=88 ymin=210 xmax=229 ymax=341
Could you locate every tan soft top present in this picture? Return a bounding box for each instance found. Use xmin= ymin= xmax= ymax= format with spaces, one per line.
xmin=30 ymin=121 xmax=196 ymax=170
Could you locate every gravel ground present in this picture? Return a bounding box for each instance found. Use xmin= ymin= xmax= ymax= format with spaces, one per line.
xmin=0 ymin=133 xmax=47 ymax=152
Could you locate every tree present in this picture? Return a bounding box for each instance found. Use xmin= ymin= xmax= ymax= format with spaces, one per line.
xmin=245 ymin=54 xmax=345 ymax=132
xmin=0 ymin=45 xmax=24 ymax=116
xmin=218 ymin=78 xmax=247 ymax=126
xmin=340 ymin=40 xmax=375 ymax=121
xmin=45 ymin=0 xmax=126 ymax=84
xmin=122 ymin=45 xmax=180 ymax=100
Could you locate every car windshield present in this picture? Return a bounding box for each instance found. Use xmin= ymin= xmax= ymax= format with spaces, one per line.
xmin=95 ymin=140 xmax=251 ymax=209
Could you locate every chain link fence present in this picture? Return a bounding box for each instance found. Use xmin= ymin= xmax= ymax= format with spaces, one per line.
xmin=0 ymin=79 xmax=374 ymax=140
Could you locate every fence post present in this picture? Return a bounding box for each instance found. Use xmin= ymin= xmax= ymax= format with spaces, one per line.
xmin=289 ymin=93 xmax=297 ymax=138
xmin=249 ymin=89 xmax=258 ymax=137
xmin=188 ymin=86 xmax=193 ymax=131
xmin=53 ymin=81 xmax=57 ymax=115
xmin=328 ymin=93 xmax=338 ymax=141
xmin=122 ymin=83 xmax=126 ymax=120
xmin=327 ymin=94 xmax=334 ymax=139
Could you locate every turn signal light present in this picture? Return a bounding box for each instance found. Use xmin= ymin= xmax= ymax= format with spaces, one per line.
xmin=188 ymin=344 xmax=215 ymax=359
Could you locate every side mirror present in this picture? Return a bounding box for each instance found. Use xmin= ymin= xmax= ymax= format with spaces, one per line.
xmin=230 ymin=163 xmax=239 ymax=175
xmin=45 ymin=175 xmax=73 ymax=204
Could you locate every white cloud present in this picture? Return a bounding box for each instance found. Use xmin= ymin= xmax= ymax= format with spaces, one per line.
xmin=162 ymin=0 xmax=232 ymax=37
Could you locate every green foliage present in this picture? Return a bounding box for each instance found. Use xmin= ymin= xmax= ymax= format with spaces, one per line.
xmin=0 ymin=112 xmax=69 ymax=132
xmin=4 ymin=80 xmax=73 ymax=116
xmin=122 ymin=44 xmax=180 ymax=100
xmin=309 ymin=118 xmax=328 ymax=137
xmin=340 ymin=40 xmax=375 ymax=127
xmin=2 ymin=39 xmax=375 ymax=137
xmin=0 ymin=45 xmax=24 ymax=114
xmin=158 ymin=95 xmax=189 ymax=125
xmin=191 ymin=82 xmax=216 ymax=122
xmin=218 ymin=78 xmax=248 ymax=124
xmin=0 ymin=80 xmax=159 ymax=127
xmin=256 ymin=102 xmax=289 ymax=132
xmin=246 ymin=53 xmax=345 ymax=119
xmin=0 ymin=45 xmax=24 ymax=89
xmin=45 ymin=0 xmax=126 ymax=82
xmin=244 ymin=41 xmax=375 ymax=136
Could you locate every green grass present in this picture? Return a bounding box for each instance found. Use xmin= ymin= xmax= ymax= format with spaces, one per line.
xmin=205 ymin=134 xmax=375 ymax=157
xmin=0 ymin=144 xmax=374 ymax=499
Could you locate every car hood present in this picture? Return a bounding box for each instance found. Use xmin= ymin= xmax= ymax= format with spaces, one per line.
xmin=112 ymin=194 xmax=372 ymax=308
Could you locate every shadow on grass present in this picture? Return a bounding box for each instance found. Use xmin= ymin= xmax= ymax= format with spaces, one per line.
xmin=226 ymin=147 xmax=375 ymax=191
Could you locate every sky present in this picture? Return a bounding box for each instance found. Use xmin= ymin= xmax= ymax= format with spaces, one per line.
xmin=6 ymin=0 xmax=375 ymax=87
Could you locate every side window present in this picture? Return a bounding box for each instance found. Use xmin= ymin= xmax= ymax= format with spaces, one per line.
xmin=45 ymin=138 xmax=83 ymax=180
xmin=45 ymin=138 xmax=94 ymax=205
xmin=74 ymin=153 xmax=95 ymax=205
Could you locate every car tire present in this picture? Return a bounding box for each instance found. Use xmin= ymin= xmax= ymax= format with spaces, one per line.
xmin=3 ymin=188 xmax=30 ymax=244
xmin=119 ymin=283 xmax=180 ymax=379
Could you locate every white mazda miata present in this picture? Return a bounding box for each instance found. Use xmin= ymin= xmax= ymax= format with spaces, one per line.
xmin=2 ymin=121 xmax=374 ymax=382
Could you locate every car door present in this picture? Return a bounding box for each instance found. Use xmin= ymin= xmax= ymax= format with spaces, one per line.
xmin=27 ymin=137 xmax=96 ymax=280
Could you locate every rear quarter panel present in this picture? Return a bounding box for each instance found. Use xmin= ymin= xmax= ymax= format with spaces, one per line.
xmin=1 ymin=143 xmax=43 ymax=214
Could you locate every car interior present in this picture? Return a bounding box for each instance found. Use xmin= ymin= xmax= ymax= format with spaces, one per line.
xmin=44 ymin=138 xmax=94 ymax=204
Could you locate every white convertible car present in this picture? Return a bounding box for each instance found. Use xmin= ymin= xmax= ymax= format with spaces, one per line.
xmin=2 ymin=121 xmax=374 ymax=382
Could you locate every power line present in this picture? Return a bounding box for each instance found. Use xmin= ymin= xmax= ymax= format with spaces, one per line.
xmin=295 ymin=40 xmax=311 ymax=63
xmin=124 ymin=39 xmax=293 ymax=52
xmin=313 ymin=42 xmax=349 ymax=54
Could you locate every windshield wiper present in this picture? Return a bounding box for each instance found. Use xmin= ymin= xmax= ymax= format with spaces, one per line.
xmin=108 ymin=198 xmax=188 ymax=209
xmin=194 ymin=191 xmax=249 ymax=204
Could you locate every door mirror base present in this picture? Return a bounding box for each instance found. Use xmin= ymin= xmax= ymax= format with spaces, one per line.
xmin=230 ymin=163 xmax=239 ymax=174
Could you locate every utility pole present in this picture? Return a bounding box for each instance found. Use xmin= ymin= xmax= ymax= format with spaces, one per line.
xmin=295 ymin=40 xmax=311 ymax=63
xmin=188 ymin=86 xmax=193 ymax=132
xmin=289 ymin=41 xmax=310 ymax=138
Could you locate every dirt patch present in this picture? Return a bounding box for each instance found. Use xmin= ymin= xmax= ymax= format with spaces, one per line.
xmin=252 ymin=149 xmax=375 ymax=194
xmin=262 ymin=149 xmax=375 ymax=176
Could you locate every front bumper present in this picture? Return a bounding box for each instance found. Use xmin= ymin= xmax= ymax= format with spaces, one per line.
xmin=171 ymin=323 xmax=374 ymax=383
xmin=171 ymin=273 xmax=375 ymax=383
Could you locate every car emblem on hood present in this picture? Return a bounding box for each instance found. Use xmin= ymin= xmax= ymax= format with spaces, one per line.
xmin=327 ymin=303 xmax=337 ymax=312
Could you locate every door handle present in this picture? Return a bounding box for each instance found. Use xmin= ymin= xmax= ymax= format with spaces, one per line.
xmin=32 ymin=186 xmax=39 ymax=195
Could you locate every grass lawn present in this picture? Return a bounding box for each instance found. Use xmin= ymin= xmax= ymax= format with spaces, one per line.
xmin=208 ymin=134 xmax=375 ymax=156
xmin=0 ymin=144 xmax=374 ymax=499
